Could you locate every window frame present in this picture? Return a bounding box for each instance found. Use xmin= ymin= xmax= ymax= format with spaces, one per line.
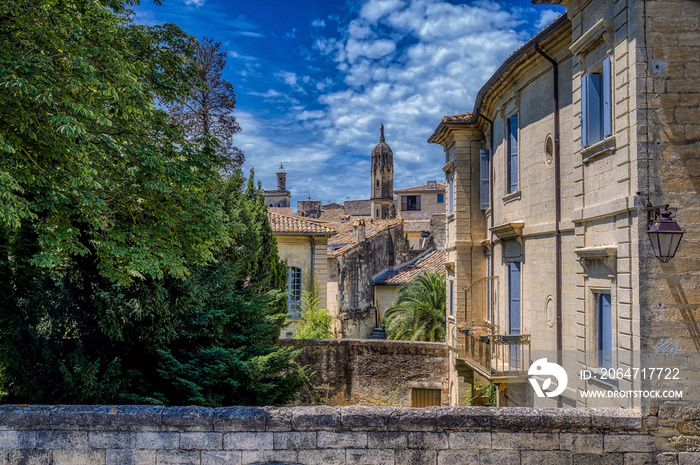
xmin=286 ymin=266 xmax=302 ymax=319
xmin=581 ymin=56 xmax=612 ymax=147
xmin=596 ymin=292 xmax=613 ymax=369
xmin=437 ymin=193 xmax=444 ymax=204
xmin=401 ymin=195 xmax=421 ymax=211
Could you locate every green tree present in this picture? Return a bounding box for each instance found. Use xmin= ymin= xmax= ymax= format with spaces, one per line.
xmin=0 ymin=0 xmax=302 ymax=406
xmin=0 ymin=0 xmax=226 ymax=284
xmin=294 ymin=274 xmax=334 ymax=340
xmin=168 ymin=37 xmax=244 ymax=168
xmin=384 ymin=272 xmax=446 ymax=342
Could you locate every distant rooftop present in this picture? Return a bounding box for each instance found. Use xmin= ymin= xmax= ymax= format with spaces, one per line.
xmin=374 ymin=249 xmax=446 ymax=286
xmin=327 ymin=218 xmax=403 ymax=257
xmin=268 ymin=211 xmax=336 ymax=236
xmin=394 ymin=182 xmax=446 ymax=193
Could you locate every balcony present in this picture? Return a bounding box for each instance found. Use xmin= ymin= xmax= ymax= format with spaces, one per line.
xmin=454 ymin=276 xmax=531 ymax=382
xmin=456 ymin=329 xmax=531 ymax=382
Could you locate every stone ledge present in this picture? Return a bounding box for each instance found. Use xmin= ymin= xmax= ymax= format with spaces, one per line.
xmin=0 ymin=406 xmax=647 ymax=433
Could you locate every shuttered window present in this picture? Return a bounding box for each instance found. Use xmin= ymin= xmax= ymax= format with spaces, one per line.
xmin=506 ymin=115 xmax=518 ymax=194
xmin=597 ymin=293 xmax=612 ymax=369
xmin=480 ymin=148 xmax=490 ymax=211
xmin=581 ymin=57 xmax=612 ymax=147
xmin=411 ymin=388 xmax=441 ymax=407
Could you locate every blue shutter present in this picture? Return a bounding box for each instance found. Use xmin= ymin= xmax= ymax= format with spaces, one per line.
xmin=480 ymin=149 xmax=490 ymax=211
xmin=449 ymin=281 xmax=454 ymax=316
xmin=507 ymin=116 xmax=518 ymax=193
xmin=449 ymin=176 xmax=454 ymax=214
xmin=598 ymin=293 xmax=612 ymax=368
xmin=587 ymin=74 xmax=602 ymax=144
xmin=602 ymin=57 xmax=612 ymax=138
xmin=581 ymin=75 xmax=588 ymax=146
xmin=508 ymin=262 xmax=521 ymax=335
xmin=508 ymin=262 xmax=521 ymax=369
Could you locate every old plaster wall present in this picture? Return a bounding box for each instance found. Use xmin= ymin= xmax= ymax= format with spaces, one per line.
xmin=284 ymin=339 xmax=448 ymax=407
xmin=2 ymin=404 xmax=697 ymax=465
xmin=334 ymin=224 xmax=405 ymax=339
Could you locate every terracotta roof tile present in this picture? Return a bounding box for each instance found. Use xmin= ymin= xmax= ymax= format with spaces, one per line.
xmin=394 ymin=183 xmax=446 ymax=193
xmin=374 ymin=249 xmax=446 ymax=285
xmin=269 ymin=211 xmax=336 ymax=235
xmin=327 ymin=217 xmax=403 ymax=257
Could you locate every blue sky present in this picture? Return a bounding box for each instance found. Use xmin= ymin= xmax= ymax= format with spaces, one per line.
xmin=133 ymin=0 xmax=565 ymax=207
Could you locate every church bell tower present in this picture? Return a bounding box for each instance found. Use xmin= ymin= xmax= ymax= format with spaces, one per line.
xmin=370 ymin=124 xmax=394 ymax=220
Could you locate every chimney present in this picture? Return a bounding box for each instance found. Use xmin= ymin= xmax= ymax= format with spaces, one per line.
xmin=353 ymin=219 xmax=366 ymax=243
xmin=427 ymin=180 xmax=437 ymax=189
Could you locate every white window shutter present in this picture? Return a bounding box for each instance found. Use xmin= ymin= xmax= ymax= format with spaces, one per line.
xmin=480 ymin=149 xmax=489 ymax=211
xmin=603 ymin=56 xmax=612 ymax=138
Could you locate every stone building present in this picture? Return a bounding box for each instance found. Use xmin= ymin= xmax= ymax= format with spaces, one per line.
xmin=429 ymin=0 xmax=699 ymax=408
xmin=370 ymin=124 xmax=395 ymax=220
xmin=394 ymin=181 xmax=446 ymax=250
xmin=268 ymin=212 xmax=336 ymax=338
xmin=264 ymin=165 xmax=292 ymax=208
xmin=326 ymin=218 xmax=407 ymax=338
xmin=373 ymin=249 xmax=447 ymax=320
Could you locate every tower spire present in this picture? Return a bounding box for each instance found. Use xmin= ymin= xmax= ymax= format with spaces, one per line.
xmin=380 ymin=123 xmax=385 ymax=143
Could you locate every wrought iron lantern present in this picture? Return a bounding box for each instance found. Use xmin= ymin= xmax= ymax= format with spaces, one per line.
xmin=647 ymin=203 xmax=684 ymax=263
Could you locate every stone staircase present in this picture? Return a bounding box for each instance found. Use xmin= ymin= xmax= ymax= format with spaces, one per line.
xmin=369 ymin=326 xmax=387 ymax=339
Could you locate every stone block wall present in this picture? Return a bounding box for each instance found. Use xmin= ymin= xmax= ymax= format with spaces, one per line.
xmin=283 ymin=339 xmax=449 ymax=407
xmin=3 ymin=405 xmax=697 ymax=465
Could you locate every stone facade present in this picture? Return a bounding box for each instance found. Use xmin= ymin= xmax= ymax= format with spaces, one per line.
xmin=327 ymin=220 xmax=407 ymax=339
xmin=269 ymin=213 xmax=335 ymax=338
xmin=283 ymin=339 xmax=449 ymax=407
xmin=4 ymin=404 xmax=698 ymax=465
xmin=429 ymin=0 xmax=700 ymax=409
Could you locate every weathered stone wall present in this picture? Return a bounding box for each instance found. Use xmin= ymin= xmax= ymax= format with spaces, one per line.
xmin=283 ymin=339 xmax=449 ymax=407
xmin=343 ymin=200 xmax=371 ymax=217
xmin=334 ymin=224 xmax=405 ymax=339
xmin=4 ymin=404 xmax=698 ymax=465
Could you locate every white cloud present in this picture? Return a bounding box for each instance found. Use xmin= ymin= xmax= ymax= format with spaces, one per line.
xmin=536 ymin=9 xmax=562 ymax=29
xmin=184 ymin=0 xmax=206 ymax=7
xmin=241 ymin=0 xmax=556 ymax=203
xmin=312 ymin=18 xmax=326 ymax=28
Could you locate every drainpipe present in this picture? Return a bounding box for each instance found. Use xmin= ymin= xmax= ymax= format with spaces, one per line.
xmin=535 ymin=43 xmax=562 ymax=407
xmin=310 ymin=235 xmax=315 ymax=281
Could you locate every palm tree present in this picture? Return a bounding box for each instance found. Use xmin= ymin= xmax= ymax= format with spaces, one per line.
xmin=384 ymin=272 xmax=446 ymax=342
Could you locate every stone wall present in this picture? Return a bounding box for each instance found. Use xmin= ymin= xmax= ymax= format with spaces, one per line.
xmin=334 ymin=224 xmax=405 ymax=339
xmin=343 ymin=200 xmax=371 ymax=217
xmin=3 ymin=404 xmax=699 ymax=464
xmin=283 ymin=339 xmax=449 ymax=407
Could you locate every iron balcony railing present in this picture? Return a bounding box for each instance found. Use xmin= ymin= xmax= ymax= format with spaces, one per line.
xmin=455 ymin=276 xmax=531 ymax=378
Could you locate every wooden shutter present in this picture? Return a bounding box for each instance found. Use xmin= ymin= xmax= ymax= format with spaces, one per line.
xmin=508 ymin=262 xmax=521 ymax=335
xmin=581 ymin=75 xmax=588 ymax=147
xmin=598 ymin=293 xmax=612 ymax=368
xmin=480 ymin=149 xmax=490 ymax=211
xmin=602 ymin=57 xmax=612 ymax=138
xmin=449 ymin=176 xmax=454 ymax=214
xmin=587 ymin=73 xmax=603 ymax=144
xmin=507 ymin=116 xmax=518 ymax=193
